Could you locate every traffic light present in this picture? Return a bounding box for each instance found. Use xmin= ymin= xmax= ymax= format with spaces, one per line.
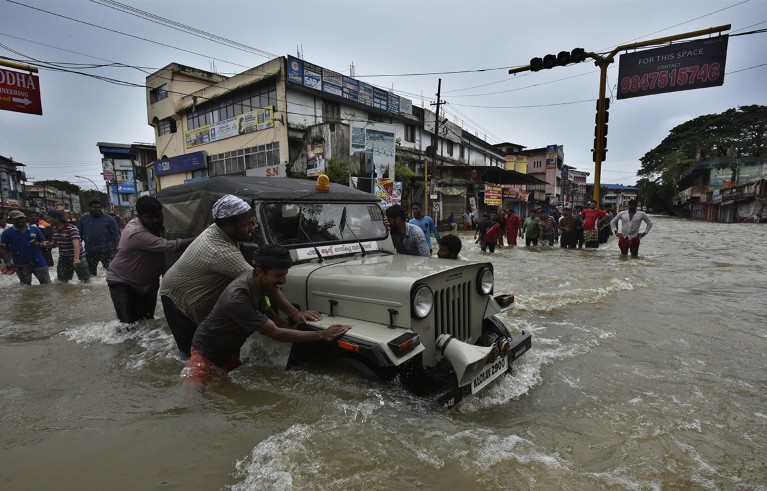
xmin=592 ymin=149 xmax=608 ymax=162
xmin=570 ymin=48 xmax=586 ymax=63
xmin=530 ymin=48 xmax=588 ymax=71
xmin=592 ymin=98 xmax=609 ymax=162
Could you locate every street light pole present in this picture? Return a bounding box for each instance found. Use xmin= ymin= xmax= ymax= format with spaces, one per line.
xmin=75 ymin=175 xmax=106 ymax=209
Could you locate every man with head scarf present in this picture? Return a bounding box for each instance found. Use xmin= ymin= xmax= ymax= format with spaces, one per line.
xmin=160 ymin=195 xmax=321 ymax=356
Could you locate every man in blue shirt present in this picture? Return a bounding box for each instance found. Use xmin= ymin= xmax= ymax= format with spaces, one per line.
xmin=0 ymin=210 xmax=51 ymax=285
xmin=409 ymin=202 xmax=440 ymax=254
xmin=78 ymin=200 xmax=121 ymax=276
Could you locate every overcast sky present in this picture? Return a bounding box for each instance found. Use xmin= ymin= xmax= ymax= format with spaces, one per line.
xmin=1 ymin=0 xmax=765 ymax=191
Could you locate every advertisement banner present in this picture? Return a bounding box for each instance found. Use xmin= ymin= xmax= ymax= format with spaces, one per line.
xmin=484 ymin=185 xmax=502 ymax=206
xmin=154 ymin=151 xmax=207 ymax=176
xmin=618 ymin=35 xmax=728 ymax=100
xmin=306 ymin=143 xmax=326 ymax=177
xmin=287 ymin=55 xmax=303 ymax=84
xmin=358 ymin=82 xmax=374 ymax=106
xmin=322 ymin=68 xmax=343 ymax=97
xmin=116 ymin=183 xmax=136 ymax=194
xmin=737 ymin=162 xmax=767 ymax=184
xmin=399 ymin=96 xmax=412 ymax=116
xmin=373 ymin=87 xmax=388 ymax=110
xmin=303 ymin=61 xmax=322 ymax=90
xmin=0 ymin=68 xmax=42 ymax=115
xmin=387 ymin=93 xmax=400 ymax=113
xmin=342 ymin=76 xmax=359 ymax=102
xmin=286 ymin=56 xmax=410 ymax=116
xmin=185 ymin=107 xmax=273 ymax=148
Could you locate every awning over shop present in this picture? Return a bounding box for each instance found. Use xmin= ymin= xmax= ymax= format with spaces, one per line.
xmin=472 ymin=167 xmax=547 ymax=186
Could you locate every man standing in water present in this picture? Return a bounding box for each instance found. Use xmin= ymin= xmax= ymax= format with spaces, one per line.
xmin=409 ymin=202 xmax=440 ymax=254
xmin=27 ymin=212 xmax=54 ymax=267
xmin=182 ymin=245 xmax=350 ymax=394
xmin=610 ymin=200 xmax=653 ymax=258
xmin=0 ymin=210 xmax=51 ymax=284
xmin=160 ymin=194 xmax=321 ymax=356
xmin=107 ymin=196 xmax=194 ymax=324
xmin=581 ymin=201 xmax=607 ymax=249
xmin=78 ymin=200 xmax=121 ymax=276
xmin=49 ymin=210 xmax=90 ymax=283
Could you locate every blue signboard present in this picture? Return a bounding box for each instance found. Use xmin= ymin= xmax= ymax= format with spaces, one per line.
xmin=286 ymin=55 xmax=411 ymax=115
xmin=154 ymin=151 xmax=207 ymax=176
xmin=116 ymin=183 xmax=136 ymax=194
xmin=287 ymin=56 xmax=303 ymax=84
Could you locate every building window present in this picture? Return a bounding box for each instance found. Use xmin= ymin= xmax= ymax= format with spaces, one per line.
xmin=186 ymin=82 xmax=277 ymax=131
xmin=209 ymin=142 xmax=281 ymax=176
xmin=404 ymin=125 xmax=416 ymax=143
xmin=149 ymin=84 xmax=168 ymax=103
xmin=460 ymin=145 xmax=465 ymax=160
xmin=157 ymin=117 xmax=177 ymax=136
xmin=323 ymin=101 xmax=340 ymax=121
xmin=446 ymin=140 xmax=454 ymax=156
xmin=533 ymin=160 xmax=542 ymax=169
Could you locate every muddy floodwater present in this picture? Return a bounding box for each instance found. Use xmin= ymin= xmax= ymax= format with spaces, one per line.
xmin=1 ymin=216 xmax=765 ymax=490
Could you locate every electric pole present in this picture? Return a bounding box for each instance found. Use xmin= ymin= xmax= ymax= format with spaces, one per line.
xmin=427 ymin=78 xmax=445 ymax=216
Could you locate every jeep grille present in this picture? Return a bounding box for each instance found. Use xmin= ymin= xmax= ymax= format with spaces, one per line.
xmin=433 ymin=280 xmax=472 ymax=341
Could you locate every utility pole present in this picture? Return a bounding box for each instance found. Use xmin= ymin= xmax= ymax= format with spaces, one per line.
xmin=427 ymin=78 xmax=445 ymax=216
xmin=509 ymin=24 xmax=730 ymax=205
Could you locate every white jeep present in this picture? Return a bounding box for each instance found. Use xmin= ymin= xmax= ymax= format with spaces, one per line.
xmin=157 ymin=176 xmax=531 ymax=407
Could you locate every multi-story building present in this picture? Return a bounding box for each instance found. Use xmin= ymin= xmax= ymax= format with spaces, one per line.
xmin=144 ymin=56 xmax=544 ymax=221
xmin=25 ymin=184 xmax=58 ymax=213
xmin=568 ymin=168 xmax=590 ymax=207
xmin=677 ymin=157 xmax=766 ymax=222
xmin=0 ymin=154 xmax=25 ymax=215
xmin=510 ymin=145 xmax=566 ymax=206
xmin=96 ymin=142 xmax=157 ymax=218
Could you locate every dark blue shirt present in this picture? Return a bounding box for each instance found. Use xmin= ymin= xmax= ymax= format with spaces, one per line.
xmin=0 ymin=225 xmax=48 ymax=267
xmin=77 ymin=213 xmax=121 ymax=252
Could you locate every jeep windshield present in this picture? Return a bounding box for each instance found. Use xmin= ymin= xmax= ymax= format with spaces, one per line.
xmin=261 ymin=202 xmax=388 ymax=249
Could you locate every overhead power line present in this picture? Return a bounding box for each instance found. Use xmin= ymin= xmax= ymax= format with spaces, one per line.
xmin=88 ymin=0 xmax=279 ymax=60
xmin=5 ymin=0 xmax=252 ymax=69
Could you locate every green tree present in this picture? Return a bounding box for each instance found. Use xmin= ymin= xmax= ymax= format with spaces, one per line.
xmin=325 ymin=158 xmax=350 ymax=185
xmin=636 ymin=105 xmax=767 ymax=211
xmin=33 ymin=179 xmax=81 ymax=194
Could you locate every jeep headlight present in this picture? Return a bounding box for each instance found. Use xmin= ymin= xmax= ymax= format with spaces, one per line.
xmin=412 ymin=285 xmax=433 ymax=319
xmin=477 ymin=268 xmax=494 ymax=295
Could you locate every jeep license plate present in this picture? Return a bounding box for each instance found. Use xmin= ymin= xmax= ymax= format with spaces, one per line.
xmin=470 ymin=356 xmax=507 ymax=394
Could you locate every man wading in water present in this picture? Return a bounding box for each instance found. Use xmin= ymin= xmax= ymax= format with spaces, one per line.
xmin=610 ymin=199 xmax=653 ymax=258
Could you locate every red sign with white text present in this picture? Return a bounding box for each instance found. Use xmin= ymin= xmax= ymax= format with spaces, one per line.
xmin=617 ymin=35 xmax=728 ymax=100
xmin=0 ymin=68 xmax=42 ymax=115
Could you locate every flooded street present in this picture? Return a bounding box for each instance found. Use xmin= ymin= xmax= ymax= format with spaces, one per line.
xmin=1 ymin=216 xmax=766 ymax=490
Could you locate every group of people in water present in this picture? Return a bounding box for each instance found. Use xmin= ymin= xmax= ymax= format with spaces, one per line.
xmin=471 ymin=200 xmax=652 ymax=257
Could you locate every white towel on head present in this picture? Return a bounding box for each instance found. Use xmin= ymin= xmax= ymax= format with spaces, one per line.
xmin=212 ymin=194 xmax=251 ymax=219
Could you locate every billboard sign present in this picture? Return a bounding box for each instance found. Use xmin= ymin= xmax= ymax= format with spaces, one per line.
xmin=618 ymin=35 xmax=728 ymax=100
xmin=116 ymin=183 xmax=136 ymax=194
xmin=287 ymin=56 xmax=413 ymax=117
xmin=0 ymin=68 xmax=42 ymax=115
xmin=154 ymin=151 xmax=207 ymax=176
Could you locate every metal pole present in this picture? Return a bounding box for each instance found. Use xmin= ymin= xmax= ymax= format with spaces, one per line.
xmin=593 ymin=60 xmax=609 ymax=205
